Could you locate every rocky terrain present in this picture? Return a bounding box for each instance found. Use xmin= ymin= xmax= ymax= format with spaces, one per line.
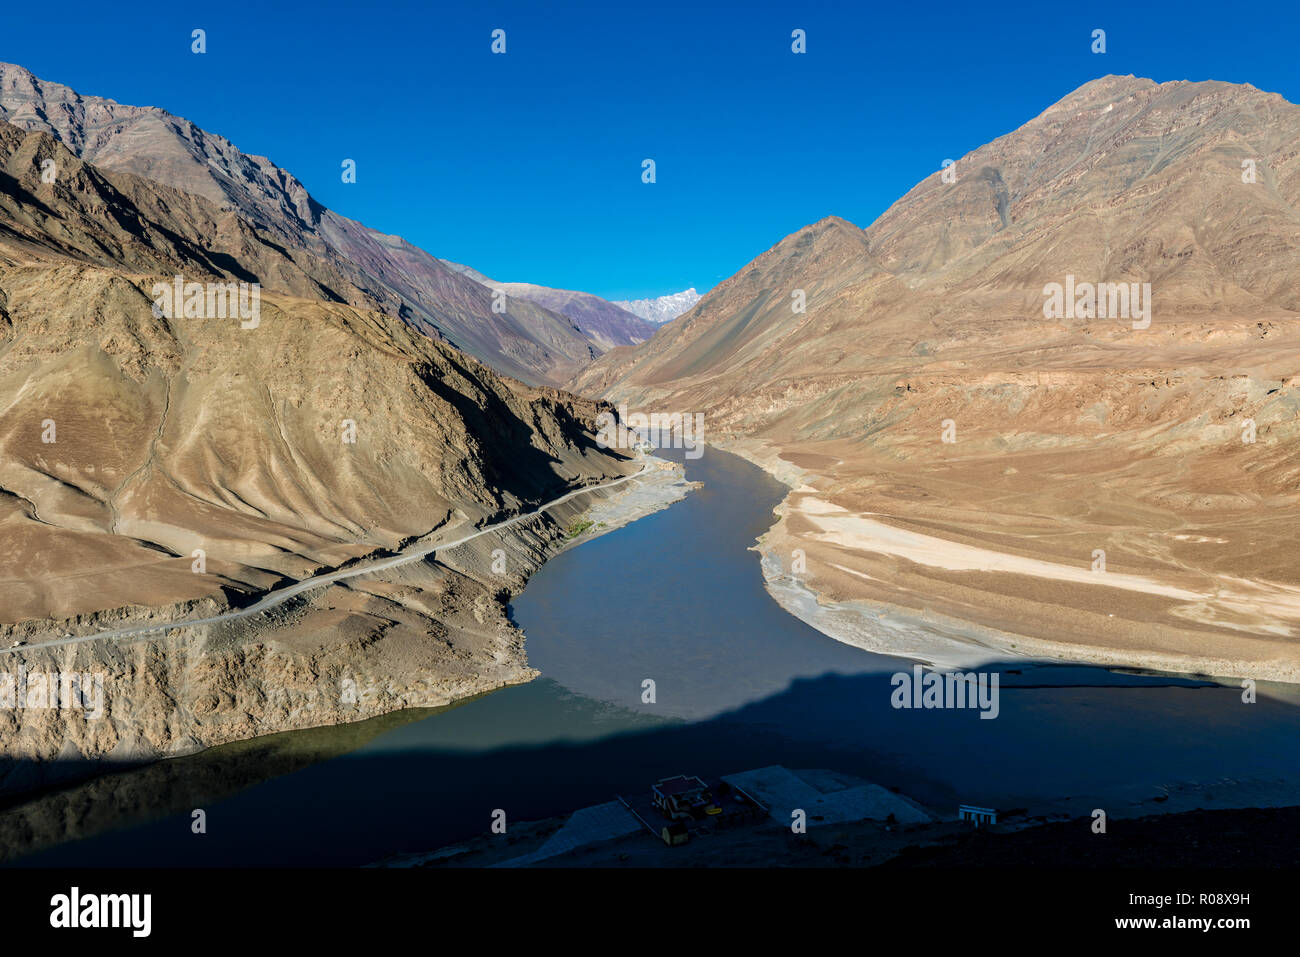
xmin=612 ymin=288 xmax=702 ymax=324
xmin=0 ymin=62 xmax=602 ymax=387
xmin=443 ymin=262 xmax=657 ymax=350
xmin=575 ymin=76 xmax=1300 ymax=681
xmin=0 ymin=105 xmax=668 ymax=795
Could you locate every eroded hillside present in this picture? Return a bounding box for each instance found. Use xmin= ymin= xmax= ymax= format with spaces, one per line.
xmin=0 ymin=116 xmax=643 ymax=793
xmin=575 ymin=76 xmax=1300 ymax=680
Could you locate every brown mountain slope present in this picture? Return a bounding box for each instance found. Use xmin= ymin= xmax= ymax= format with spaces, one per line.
xmin=0 ymin=119 xmax=630 ymax=621
xmin=0 ymin=122 xmax=363 ymax=296
xmin=0 ymin=124 xmax=646 ymax=789
xmin=0 ymin=62 xmax=599 ymax=385
xmin=443 ymin=262 xmax=657 ymax=351
xmin=574 ymin=75 xmax=1300 ymax=681
xmin=0 ymin=261 xmax=627 ymax=623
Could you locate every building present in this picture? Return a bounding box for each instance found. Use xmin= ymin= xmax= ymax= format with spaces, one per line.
xmin=958 ymin=804 xmax=998 ymax=826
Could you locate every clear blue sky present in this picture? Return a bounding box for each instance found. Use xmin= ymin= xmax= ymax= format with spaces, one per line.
xmin=3 ymin=0 xmax=1298 ymax=299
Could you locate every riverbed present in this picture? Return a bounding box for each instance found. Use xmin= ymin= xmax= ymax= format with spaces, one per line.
xmin=8 ymin=447 xmax=1300 ymax=866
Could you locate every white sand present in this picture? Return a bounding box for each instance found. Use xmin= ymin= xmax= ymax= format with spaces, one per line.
xmin=795 ymin=495 xmax=1300 ymax=636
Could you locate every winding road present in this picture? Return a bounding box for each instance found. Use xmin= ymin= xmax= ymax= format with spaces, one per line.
xmin=1 ymin=463 xmax=651 ymax=657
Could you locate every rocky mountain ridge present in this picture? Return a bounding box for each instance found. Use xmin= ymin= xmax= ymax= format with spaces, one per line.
xmin=0 ymin=61 xmax=602 ymax=386
xmin=612 ymin=287 xmax=702 ymax=323
xmin=574 ymin=75 xmax=1300 ymax=680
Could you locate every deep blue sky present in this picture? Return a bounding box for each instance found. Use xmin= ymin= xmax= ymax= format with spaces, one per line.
xmin=3 ymin=0 xmax=1298 ymax=299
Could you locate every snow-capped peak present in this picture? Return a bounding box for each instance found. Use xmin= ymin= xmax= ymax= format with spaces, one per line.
xmin=612 ymin=288 xmax=701 ymax=324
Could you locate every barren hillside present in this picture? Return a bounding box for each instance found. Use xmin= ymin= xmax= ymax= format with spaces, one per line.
xmin=575 ymin=76 xmax=1300 ymax=680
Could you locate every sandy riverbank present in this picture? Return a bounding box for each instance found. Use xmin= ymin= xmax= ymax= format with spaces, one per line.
xmin=714 ymin=438 xmax=1300 ymax=685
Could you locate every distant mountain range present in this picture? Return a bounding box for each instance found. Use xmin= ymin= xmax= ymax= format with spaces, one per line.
xmin=613 ymin=288 xmax=701 ymax=323
xmin=0 ymin=62 xmax=621 ymax=387
xmin=442 ymin=262 xmax=657 ymax=351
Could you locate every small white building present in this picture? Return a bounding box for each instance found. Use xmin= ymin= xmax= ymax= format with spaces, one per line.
xmin=958 ymin=804 xmax=998 ymax=827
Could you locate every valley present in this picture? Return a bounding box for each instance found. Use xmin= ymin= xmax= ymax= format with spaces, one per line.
xmin=0 ymin=57 xmax=1297 ymax=881
xmin=4 ymin=447 xmax=1294 ymax=867
xmin=577 ymin=75 xmax=1300 ymax=684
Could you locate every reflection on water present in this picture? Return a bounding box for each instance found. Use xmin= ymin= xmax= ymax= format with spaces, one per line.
xmin=6 ymin=448 xmax=1300 ymax=866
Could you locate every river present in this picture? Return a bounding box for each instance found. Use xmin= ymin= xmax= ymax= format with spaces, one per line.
xmin=8 ymin=447 xmax=1300 ymax=866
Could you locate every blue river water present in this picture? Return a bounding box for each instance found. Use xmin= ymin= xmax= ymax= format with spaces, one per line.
xmin=9 ymin=447 xmax=1300 ymax=866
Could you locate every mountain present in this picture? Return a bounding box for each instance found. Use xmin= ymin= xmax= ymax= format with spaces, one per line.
xmin=442 ymin=261 xmax=497 ymax=286
xmin=0 ymin=119 xmax=639 ymax=791
xmin=485 ymin=281 xmax=656 ymax=351
xmin=574 ymin=75 xmax=1300 ymax=681
xmin=612 ymin=288 xmax=701 ymax=324
xmin=0 ymin=62 xmax=598 ymax=386
xmin=443 ymin=262 xmax=657 ymax=350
